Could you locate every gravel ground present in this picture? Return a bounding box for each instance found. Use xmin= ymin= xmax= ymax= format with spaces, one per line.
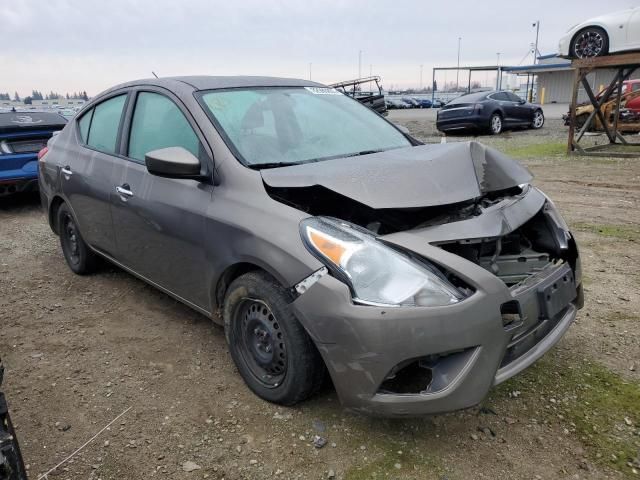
xmin=1 ymin=112 xmax=639 ymax=480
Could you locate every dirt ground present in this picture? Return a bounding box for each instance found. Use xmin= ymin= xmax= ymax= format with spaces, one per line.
xmin=1 ymin=113 xmax=639 ymax=480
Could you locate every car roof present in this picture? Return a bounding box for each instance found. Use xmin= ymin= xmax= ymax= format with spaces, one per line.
xmin=102 ymin=76 xmax=325 ymax=95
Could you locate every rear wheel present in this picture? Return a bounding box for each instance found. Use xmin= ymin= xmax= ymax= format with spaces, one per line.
xmin=223 ymin=271 xmax=325 ymax=405
xmin=489 ymin=113 xmax=503 ymax=134
xmin=531 ymin=109 xmax=545 ymax=129
xmin=571 ymin=27 xmax=609 ymax=59
xmin=58 ymin=203 xmax=98 ymax=275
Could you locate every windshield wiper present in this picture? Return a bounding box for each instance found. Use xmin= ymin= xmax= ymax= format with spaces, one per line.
xmin=302 ymin=150 xmax=384 ymax=164
xmin=248 ymin=161 xmax=300 ymax=170
xmin=343 ymin=149 xmax=382 ymax=158
xmin=249 ymin=150 xmax=383 ymax=169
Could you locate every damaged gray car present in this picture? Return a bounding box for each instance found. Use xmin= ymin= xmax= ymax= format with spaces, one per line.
xmin=38 ymin=76 xmax=583 ymax=416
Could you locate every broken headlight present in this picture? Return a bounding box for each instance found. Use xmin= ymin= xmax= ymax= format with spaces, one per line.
xmin=300 ymin=217 xmax=463 ymax=307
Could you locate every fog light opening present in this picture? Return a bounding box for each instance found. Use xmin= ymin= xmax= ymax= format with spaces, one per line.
xmin=501 ymin=300 xmax=523 ymax=330
xmin=379 ymin=360 xmax=433 ymax=394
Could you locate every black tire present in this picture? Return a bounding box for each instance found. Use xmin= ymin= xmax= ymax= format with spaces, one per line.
xmin=531 ymin=109 xmax=545 ymax=129
xmin=489 ymin=113 xmax=503 ymax=135
xmin=223 ymin=271 xmax=325 ymax=405
xmin=571 ymin=27 xmax=609 ymax=59
xmin=57 ymin=203 xmax=98 ymax=275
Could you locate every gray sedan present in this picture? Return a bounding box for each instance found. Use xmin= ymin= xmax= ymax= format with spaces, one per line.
xmin=38 ymin=76 xmax=583 ymax=416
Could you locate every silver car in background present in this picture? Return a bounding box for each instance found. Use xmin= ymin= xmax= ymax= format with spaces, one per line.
xmin=38 ymin=76 xmax=583 ymax=416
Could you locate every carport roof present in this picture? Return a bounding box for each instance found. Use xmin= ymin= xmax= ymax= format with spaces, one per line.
xmin=501 ymin=63 xmax=573 ymax=74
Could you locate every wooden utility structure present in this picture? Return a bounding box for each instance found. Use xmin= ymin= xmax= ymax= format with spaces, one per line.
xmin=567 ymin=52 xmax=640 ymax=157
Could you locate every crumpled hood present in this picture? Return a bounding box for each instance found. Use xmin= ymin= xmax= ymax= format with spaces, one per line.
xmin=261 ymin=141 xmax=532 ymax=209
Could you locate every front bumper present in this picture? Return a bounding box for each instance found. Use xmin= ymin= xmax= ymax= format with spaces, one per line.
xmin=558 ymin=33 xmax=572 ymax=58
xmin=293 ymin=250 xmax=582 ymax=417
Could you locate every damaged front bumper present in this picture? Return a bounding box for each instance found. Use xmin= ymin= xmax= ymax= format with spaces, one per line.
xmin=291 ymin=187 xmax=583 ymax=417
xmin=294 ymin=260 xmax=582 ymax=417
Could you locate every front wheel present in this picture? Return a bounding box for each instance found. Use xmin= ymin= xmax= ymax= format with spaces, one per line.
xmin=489 ymin=113 xmax=503 ymax=135
xmin=531 ymin=109 xmax=545 ymax=129
xmin=571 ymin=27 xmax=609 ymax=59
xmin=223 ymin=271 xmax=325 ymax=405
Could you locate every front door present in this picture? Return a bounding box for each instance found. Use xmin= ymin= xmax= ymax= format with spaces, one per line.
xmin=109 ymin=90 xmax=214 ymax=310
xmin=506 ymin=92 xmax=531 ymax=124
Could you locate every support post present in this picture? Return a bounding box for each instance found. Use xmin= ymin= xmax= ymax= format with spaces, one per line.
xmin=567 ymin=68 xmax=581 ymax=154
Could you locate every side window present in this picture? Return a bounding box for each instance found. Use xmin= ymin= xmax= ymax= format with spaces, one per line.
xmin=77 ymin=108 xmax=93 ymax=143
xmin=632 ymin=83 xmax=640 ymax=92
xmin=491 ymin=92 xmax=509 ymax=101
xmin=507 ymin=92 xmax=522 ymax=102
xmin=87 ymin=95 xmax=127 ymax=154
xmin=128 ymin=92 xmax=200 ymax=162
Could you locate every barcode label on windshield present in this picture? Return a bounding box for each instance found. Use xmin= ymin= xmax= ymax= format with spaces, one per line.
xmin=305 ymin=87 xmax=341 ymax=95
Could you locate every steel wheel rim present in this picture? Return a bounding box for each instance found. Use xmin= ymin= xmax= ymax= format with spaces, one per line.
xmin=62 ymin=214 xmax=80 ymax=265
xmin=574 ymin=31 xmax=603 ymax=58
xmin=234 ymin=299 xmax=287 ymax=388
xmin=492 ymin=116 xmax=501 ymax=133
xmin=534 ymin=111 xmax=544 ymax=128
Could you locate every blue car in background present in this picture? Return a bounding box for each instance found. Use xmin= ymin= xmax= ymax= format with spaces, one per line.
xmin=415 ymin=98 xmax=433 ymax=108
xmin=0 ymin=110 xmax=66 ymax=196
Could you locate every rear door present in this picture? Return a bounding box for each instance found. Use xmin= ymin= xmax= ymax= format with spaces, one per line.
xmin=61 ymin=92 xmax=129 ymax=256
xmin=506 ymin=92 xmax=532 ymax=124
xmin=489 ymin=92 xmax=517 ymax=124
xmin=109 ymin=88 xmax=214 ymax=309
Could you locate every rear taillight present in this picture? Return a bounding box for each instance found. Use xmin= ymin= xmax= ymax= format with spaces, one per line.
xmin=37 ymin=146 xmax=48 ymax=161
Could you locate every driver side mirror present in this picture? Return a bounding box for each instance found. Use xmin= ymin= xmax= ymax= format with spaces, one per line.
xmin=519 ymin=99 xmax=526 ymax=105
xmin=145 ymin=147 xmax=202 ymax=179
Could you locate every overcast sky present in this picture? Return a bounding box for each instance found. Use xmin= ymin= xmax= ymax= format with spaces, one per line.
xmin=0 ymin=0 xmax=636 ymax=97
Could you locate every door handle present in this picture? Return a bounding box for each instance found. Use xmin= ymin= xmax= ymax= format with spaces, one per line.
xmin=61 ymin=166 xmax=73 ymax=178
xmin=116 ymin=184 xmax=133 ymax=199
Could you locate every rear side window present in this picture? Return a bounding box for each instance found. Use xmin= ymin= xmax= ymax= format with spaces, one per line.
xmin=491 ymin=92 xmax=510 ymax=101
xmin=128 ymin=92 xmax=200 ymax=162
xmin=87 ymin=94 xmax=127 ymax=154
xmin=77 ymin=108 xmax=93 ymax=143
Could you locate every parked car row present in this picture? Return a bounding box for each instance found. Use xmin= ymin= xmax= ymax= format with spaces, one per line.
xmin=386 ymin=97 xmax=446 ymax=109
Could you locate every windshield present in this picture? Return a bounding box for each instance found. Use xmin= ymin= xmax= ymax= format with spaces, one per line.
xmin=200 ymin=87 xmax=411 ymax=167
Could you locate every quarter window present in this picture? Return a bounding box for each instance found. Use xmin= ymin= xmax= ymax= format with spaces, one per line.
xmin=78 ymin=108 xmax=93 ymax=143
xmin=128 ymin=92 xmax=200 ymax=162
xmin=86 ymin=94 xmax=127 ymax=154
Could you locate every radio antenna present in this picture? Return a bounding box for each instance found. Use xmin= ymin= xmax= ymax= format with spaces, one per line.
xmin=151 ymin=71 xmax=159 ymax=78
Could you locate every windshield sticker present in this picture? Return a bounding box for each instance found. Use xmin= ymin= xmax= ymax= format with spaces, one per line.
xmin=304 ymin=87 xmax=341 ymax=95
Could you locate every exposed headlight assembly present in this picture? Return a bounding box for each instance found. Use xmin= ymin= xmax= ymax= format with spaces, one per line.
xmin=300 ymin=217 xmax=464 ymax=307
